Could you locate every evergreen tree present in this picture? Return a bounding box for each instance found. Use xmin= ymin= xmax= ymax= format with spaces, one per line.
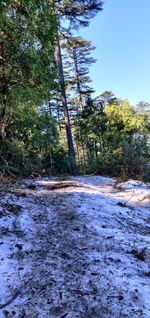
xmin=75 ymin=96 xmax=107 ymax=168
xmin=55 ymin=32 xmax=77 ymax=174
xmin=63 ymin=37 xmax=96 ymax=112
xmin=95 ymin=91 xmax=118 ymax=106
xmin=135 ymin=101 xmax=150 ymax=116
xmin=54 ymin=0 xmax=103 ymax=175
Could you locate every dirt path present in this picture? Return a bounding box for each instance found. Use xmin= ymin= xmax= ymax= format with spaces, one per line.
xmin=0 ymin=176 xmax=150 ymax=317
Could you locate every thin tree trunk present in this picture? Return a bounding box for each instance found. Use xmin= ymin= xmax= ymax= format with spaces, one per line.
xmin=95 ymin=139 xmax=98 ymax=158
xmin=49 ymin=145 xmax=53 ymax=172
xmin=56 ymin=32 xmax=77 ymax=175
xmin=76 ymin=143 xmax=80 ymax=165
xmin=82 ymin=143 xmax=86 ymax=175
xmin=72 ymin=47 xmax=83 ymax=112
xmin=56 ymin=98 xmax=61 ymax=132
xmin=48 ymin=102 xmax=52 ymax=117
xmin=0 ymin=42 xmax=8 ymax=137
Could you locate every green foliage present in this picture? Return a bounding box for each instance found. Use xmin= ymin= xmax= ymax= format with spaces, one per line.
xmin=0 ymin=102 xmax=64 ymax=176
xmin=62 ymin=36 xmax=96 ymax=111
xmin=56 ymin=0 xmax=103 ymax=29
xmin=75 ymin=98 xmax=150 ymax=181
xmin=0 ymin=0 xmax=57 ymax=136
xmin=0 ymin=1 xmax=149 ymax=180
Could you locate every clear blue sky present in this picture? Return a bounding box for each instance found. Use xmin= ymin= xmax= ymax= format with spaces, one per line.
xmin=80 ymin=0 xmax=150 ymax=105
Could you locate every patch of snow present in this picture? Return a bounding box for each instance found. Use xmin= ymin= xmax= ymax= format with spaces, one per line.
xmin=0 ymin=175 xmax=150 ymax=317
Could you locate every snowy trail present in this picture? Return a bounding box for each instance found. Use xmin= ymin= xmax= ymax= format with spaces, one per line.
xmin=0 ymin=176 xmax=150 ymax=317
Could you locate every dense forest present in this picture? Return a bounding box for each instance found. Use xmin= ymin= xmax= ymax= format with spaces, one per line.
xmin=0 ymin=0 xmax=150 ymax=181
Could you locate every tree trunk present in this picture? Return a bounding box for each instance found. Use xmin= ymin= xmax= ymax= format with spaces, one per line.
xmin=56 ymin=33 xmax=77 ymax=175
xmin=82 ymin=143 xmax=86 ymax=175
xmin=0 ymin=42 xmax=8 ymax=137
xmin=56 ymin=98 xmax=61 ymax=132
xmin=72 ymin=47 xmax=83 ymax=112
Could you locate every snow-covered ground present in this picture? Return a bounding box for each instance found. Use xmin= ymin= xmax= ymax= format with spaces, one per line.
xmin=0 ymin=176 xmax=150 ymax=317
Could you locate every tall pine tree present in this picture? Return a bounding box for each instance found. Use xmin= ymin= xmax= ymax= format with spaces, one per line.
xmin=53 ymin=0 xmax=103 ymax=174
xmin=63 ymin=36 xmax=96 ymax=112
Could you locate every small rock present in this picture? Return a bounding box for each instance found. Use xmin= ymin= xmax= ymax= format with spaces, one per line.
xmin=145 ymin=271 xmax=150 ymax=277
xmin=15 ymin=243 xmax=23 ymax=250
xmin=118 ymin=295 xmax=124 ymax=301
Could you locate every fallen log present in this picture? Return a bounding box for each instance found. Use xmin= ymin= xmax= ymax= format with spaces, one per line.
xmin=46 ymin=181 xmax=90 ymax=191
xmin=47 ymin=181 xmax=82 ymax=190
